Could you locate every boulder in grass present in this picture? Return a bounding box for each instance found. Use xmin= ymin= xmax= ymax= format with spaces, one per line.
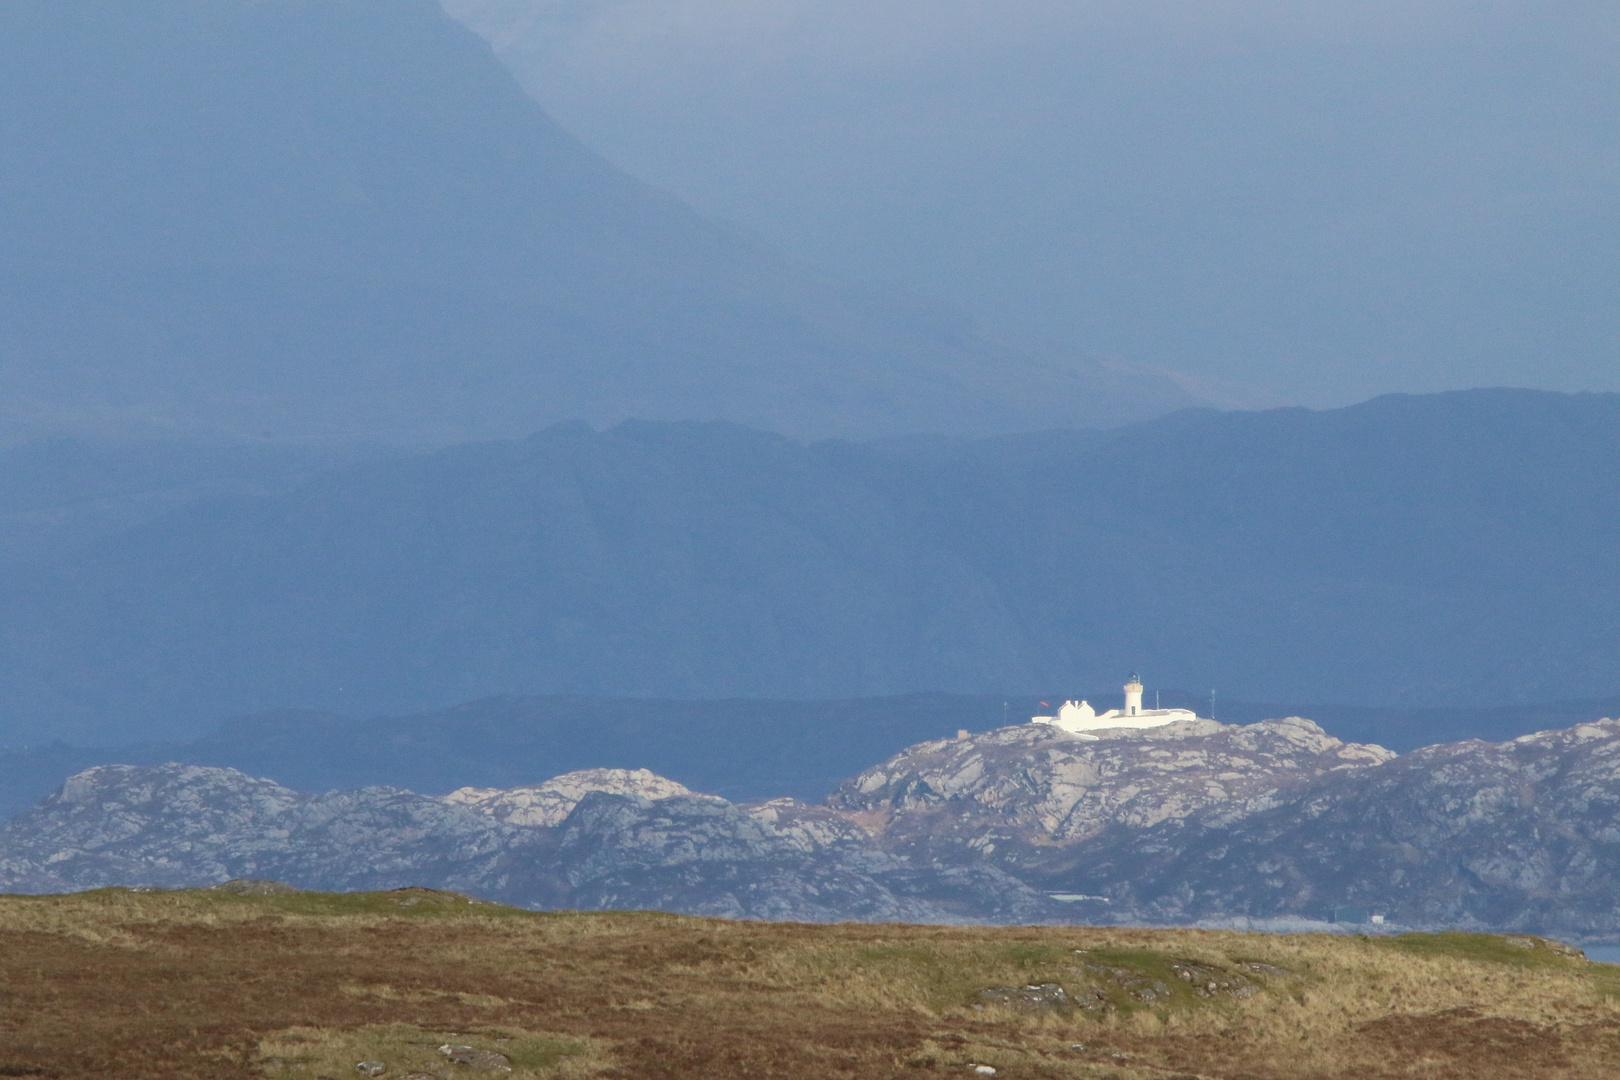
xmin=439 ymin=1044 xmax=512 ymax=1071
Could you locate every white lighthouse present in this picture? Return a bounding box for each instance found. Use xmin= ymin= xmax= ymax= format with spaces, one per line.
xmin=1031 ymin=673 xmax=1199 ymax=734
xmin=1123 ymin=673 xmax=1143 ymax=716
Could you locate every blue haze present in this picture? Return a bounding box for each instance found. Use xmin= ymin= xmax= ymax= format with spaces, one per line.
xmin=452 ymin=0 xmax=1620 ymax=405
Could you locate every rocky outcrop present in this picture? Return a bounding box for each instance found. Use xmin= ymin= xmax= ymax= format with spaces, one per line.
xmin=831 ymin=718 xmax=1394 ymax=878
xmin=538 ymin=792 xmax=939 ymax=922
xmin=829 ymin=717 xmax=1620 ymax=937
xmin=8 ymin=717 xmax=1620 ymax=937
xmin=1061 ymin=719 xmax=1620 ymax=936
xmin=444 ymin=768 xmax=703 ymax=827
xmin=0 ymin=764 xmax=536 ymax=897
xmin=0 ymin=763 xmax=1053 ymax=923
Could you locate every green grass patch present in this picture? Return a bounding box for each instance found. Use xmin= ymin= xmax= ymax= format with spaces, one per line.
xmin=994 ymin=941 xmax=1074 ymax=969
xmin=1081 ymin=945 xmax=1175 ymax=968
xmin=1376 ymin=932 xmax=1583 ymax=970
xmin=157 ymin=883 xmax=547 ymax=920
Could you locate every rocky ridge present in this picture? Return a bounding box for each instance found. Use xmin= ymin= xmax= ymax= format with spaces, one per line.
xmin=1060 ymin=719 xmax=1620 ymax=934
xmin=6 ymin=716 xmax=1620 ymax=937
xmin=830 ymin=718 xmax=1393 ymax=874
xmin=443 ymin=768 xmax=703 ymax=827
xmin=0 ymin=763 xmax=1048 ymax=923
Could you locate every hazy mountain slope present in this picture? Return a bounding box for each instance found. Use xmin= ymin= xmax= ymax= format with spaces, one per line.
xmin=0 ymin=437 xmax=397 ymax=567
xmin=894 ymin=389 xmax=1620 ymax=707
xmin=0 ymin=390 xmax=1613 ymax=745
xmin=0 ymin=0 xmax=1204 ymax=443
xmin=0 ymin=421 xmax=1034 ymax=740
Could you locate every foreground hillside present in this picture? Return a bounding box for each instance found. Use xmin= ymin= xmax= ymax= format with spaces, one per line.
xmin=1 ymin=887 xmax=1616 ymax=1080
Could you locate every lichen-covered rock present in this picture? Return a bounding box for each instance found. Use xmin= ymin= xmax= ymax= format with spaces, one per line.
xmin=9 ymin=717 xmax=1620 ymax=937
xmin=1066 ymin=718 xmax=1620 ymax=936
xmin=0 ymin=763 xmax=534 ymax=896
xmin=745 ymin=798 xmax=880 ymax=854
xmin=444 ymin=768 xmax=704 ymax=827
xmin=830 ymin=719 xmax=1393 ymax=876
xmin=1167 ymin=961 xmax=1256 ymax=998
xmin=0 ymin=763 xmax=1056 ymax=924
xmin=439 ymin=1045 xmax=512 ymax=1071
xmin=977 ymin=983 xmax=1070 ymax=1012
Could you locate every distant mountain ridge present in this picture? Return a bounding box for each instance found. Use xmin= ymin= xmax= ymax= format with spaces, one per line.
xmin=0 ymin=389 xmax=1613 ymax=745
xmin=0 ymin=0 xmax=1209 ymax=444
xmin=10 ymin=713 xmax=1620 ymax=938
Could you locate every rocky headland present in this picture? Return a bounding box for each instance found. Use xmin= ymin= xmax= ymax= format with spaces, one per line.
xmin=4 ymin=715 xmax=1620 ymax=938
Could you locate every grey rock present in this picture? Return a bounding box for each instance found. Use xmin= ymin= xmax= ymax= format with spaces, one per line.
xmin=1062 ymin=718 xmax=1620 ymax=937
xmin=444 ymin=768 xmax=702 ymax=828
xmin=8 ymin=717 xmax=1620 ymax=937
xmin=832 ymin=718 xmax=1393 ymax=875
xmin=0 ymin=762 xmax=1053 ymax=923
xmin=1167 ymin=961 xmax=1257 ymax=998
xmin=440 ymin=1045 xmax=511 ymax=1071
xmin=0 ymin=763 xmax=539 ymax=898
xmin=976 ymin=983 xmax=1070 ymax=1011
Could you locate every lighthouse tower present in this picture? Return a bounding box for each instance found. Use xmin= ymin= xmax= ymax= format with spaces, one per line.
xmin=1029 ymin=671 xmax=1199 ymax=734
xmin=1123 ymin=673 xmax=1143 ymax=716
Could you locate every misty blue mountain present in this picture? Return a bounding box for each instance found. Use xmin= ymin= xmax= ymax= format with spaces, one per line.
xmin=0 ymin=389 xmax=1613 ymax=746
xmin=449 ymin=0 xmax=1619 ymax=408
xmin=0 ymin=0 xmax=1208 ymax=444
xmin=0 ymin=436 xmax=392 ymax=569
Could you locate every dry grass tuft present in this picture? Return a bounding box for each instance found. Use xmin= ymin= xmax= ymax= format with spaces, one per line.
xmin=257 ymin=1023 xmax=610 ymax=1079
xmin=3 ymin=888 xmax=1619 ymax=1079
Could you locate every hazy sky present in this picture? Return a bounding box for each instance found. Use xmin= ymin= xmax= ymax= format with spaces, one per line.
xmin=442 ymin=0 xmax=1617 ymax=406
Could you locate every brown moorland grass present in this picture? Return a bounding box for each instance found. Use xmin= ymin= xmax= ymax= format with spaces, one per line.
xmin=2 ymin=887 xmax=1619 ymax=1079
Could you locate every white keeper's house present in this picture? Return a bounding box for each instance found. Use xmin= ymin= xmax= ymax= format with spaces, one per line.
xmin=1031 ymin=673 xmax=1199 ymax=733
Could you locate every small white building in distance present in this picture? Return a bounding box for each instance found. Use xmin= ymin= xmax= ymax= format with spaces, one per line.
xmin=1031 ymin=674 xmax=1199 ymax=733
